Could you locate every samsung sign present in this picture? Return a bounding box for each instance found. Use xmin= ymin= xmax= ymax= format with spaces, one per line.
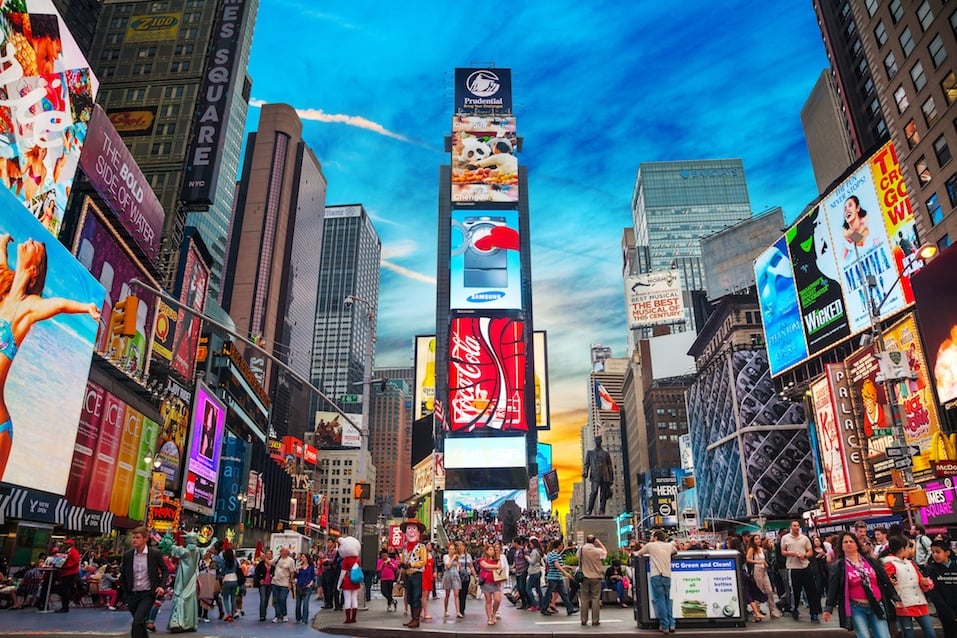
xmin=181 ymin=0 xmax=250 ymax=208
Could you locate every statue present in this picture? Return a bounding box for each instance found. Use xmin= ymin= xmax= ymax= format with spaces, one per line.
xmin=582 ymin=436 xmax=614 ymax=515
xmin=165 ymin=530 xmax=216 ymax=633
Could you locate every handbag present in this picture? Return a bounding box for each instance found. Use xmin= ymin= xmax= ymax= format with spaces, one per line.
xmin=468 ymin=578 xmax=479 ymax=598
xmin=573 ymin=569 xmax=585 ymax=584
xmin=393 ymin=579 xmax=405 ymax=598
xmin=349 ymin=563 xmax=364 ymax=585
xmin=492 ymin=566 xmax=507 ymax=583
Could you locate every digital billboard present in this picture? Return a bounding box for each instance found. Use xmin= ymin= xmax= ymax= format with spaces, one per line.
xmin=846 ymin=344 xmax=898 ymax=486
xmin=533 ymin=331 xmax=550 ymax=430
xmin=213 ymin=432 xmax=247 ymax=524
xmin=182 ymin=382 xmax=226 ymax=516
xmin=0 ymin=2 xmax=96 ymax=236
xmin=155 ymin=377 xmax=192 ymax=491
xmin=0 ymin=186 xmax=102 ymax=492
xmin=811 ymin=374 xmax=850 ymax=494
xmin=536 ymin=442 xmax=553 ymax=511
xmin=450 ymin=210 xmax=522 ymax=310
xmin=106 ymin=107 xmax=156 ymax=137
xmin=413 ymin=335 xmax=435 ymax=421
xmin=65 ymin=381 xmax=105 ymax=506
xmin=448 ymin=316 xmax=527 ymax=432
xmin=444 ymin=436 xmax=526 ymax=469
xmin=454 ymin=68 xmax=512 ymax=115
xmin=75 ymin=197 xmax=156 ymax=377
xmin=911 ymin=244 xmax=957 ymax=407
xmin=443 ymin=488 xmax=526 ymax=514
xmin=312 ymin=410 xmax=361 ymax=449
xmin=450 ymin=116 xmax=518 ymax=203
xmin=79 ymin=105 xmax=163 ymax=260
xmin=624 ymin=269 xmax=685 ymax=329
xmin=170 ymin=238 xmax=209 ymax=381
xmin=755 ymin=236 xmax=808 ymax=375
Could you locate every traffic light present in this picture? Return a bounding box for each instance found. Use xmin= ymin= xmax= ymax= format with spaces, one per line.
xmin=353 ymin=481 xmax=371 ymax=500
xmin=885 ymin=491 xmax=906 ymax=509
xmin=107 ymin=296 xmax=138 ymax=356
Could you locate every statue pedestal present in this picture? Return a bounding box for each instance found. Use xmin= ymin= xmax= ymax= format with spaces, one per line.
xmin=573 ymin=515 xmax=618 ymax=548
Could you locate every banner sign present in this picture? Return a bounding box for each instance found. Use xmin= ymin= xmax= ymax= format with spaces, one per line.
xmin=624 ymin=269 xmax=684 ymax=329
xmin=454 ymin=67 xmax=512 ymax=115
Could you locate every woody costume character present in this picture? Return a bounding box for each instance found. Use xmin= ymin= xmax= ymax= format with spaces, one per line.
xmin=399 ymin=518 xmax=429 ymax=629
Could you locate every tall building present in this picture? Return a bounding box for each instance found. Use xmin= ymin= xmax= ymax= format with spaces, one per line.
xmin=88 ymin=0 xmax=258 ymax=298
xmin=699 ymin=207 xmax=785 ymax=301
xmin=629 ymin=160 xmax=752 ymax=332
xmin=801 ymin=70 xmax=859 ymax=192
xmin=368 ymin=376 xmax=413 ymax=515
xmin=824 ymin=1 xmax=957 ymax=250
xmin=53 ymin=0 xmax=103 ymax=55
xmin=311 ymin=204 xmax=381 ymax=410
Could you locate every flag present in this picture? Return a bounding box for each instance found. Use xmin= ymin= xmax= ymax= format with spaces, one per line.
xmin=594 ymin=381 xmax=620 ymax=412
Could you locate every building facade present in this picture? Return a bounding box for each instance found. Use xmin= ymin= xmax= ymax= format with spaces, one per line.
xmin=368 ymin=375 xmax=413 ymax=516
xmin=802 ymin=70 xmax=859 ymax=192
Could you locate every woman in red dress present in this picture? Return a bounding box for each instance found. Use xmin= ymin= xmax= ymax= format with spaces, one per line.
xmin=420 ymin=542 xmax=435 ymax=621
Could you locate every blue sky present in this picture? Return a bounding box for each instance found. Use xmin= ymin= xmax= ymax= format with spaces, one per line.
xmin=244 ymin=1 xmax=830 ymax=515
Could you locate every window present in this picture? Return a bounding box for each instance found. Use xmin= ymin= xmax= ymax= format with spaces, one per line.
xmin=917 ymin=1 xmax=933 ymax=31
xmin=874 ymin=21 xmax=887 ymax=47
xmin=867 ymin=97 xmax=881 ymax=119
xmin=180 ymin=27 xmax=198 ymax=39
xmin=889 ymin=0 xmax=903 ymax=24
xmin=916 ymin=156 xmax=932 ymax=184
xmin=184 ymin=11 xmax=201 ymax=23
xmin=101 ymin=66 xmax=115 ymax=79
xmin=928 ymin=193 xmax=944 ymax=225
xmin=905 ymin=119 xmax=921 ymax=148
xmin=911 ymin=61 xmax=927 ymax=92
xmin=899 ymin=27 xmax=915 ymax=56
xmin=171 ymin=61 xmax=190 ymax=73
xmin=845 ymin=20 xmax=857 ymax=39
xmin=934 ymin=135 xmax=952 ymax=166
xmin=174 ymin=44 xmax=194 ymax=55
xmin=865 ymin=0 xmax=878 ymax=17
xmin=161 ymin=103 xmax=180 ymax=117
xmin=124 ymin=87 xmax=146 ymax=102
xmin=150 ymin=1 xmax=169 ymax=11
xmin=156 ymin=123 xmax=176 ymax=135
xmin=929 ymin=34 xmax=947 ymax=68
xmin=105 ymin=33 xmax=122 ymax=44
xmin=884 ymin=51 xmax=898 ymax=79
xmin=150 ymin=142 xmax=172 ymax=155
xmin=946 ymin=173 xmax=957 ymax=207
xmin=875 ymin=118 xmax=887 ymax=138
xmin=894 ymin=86 xmax=909 ymax=113
xmin=923 ymin=96 xmax=939 ymax=126
xmin=863 ymin=77 xmax=875 ymax=97
xmin=856 ymin=57 xmax=869 ymax=79
xmin=148 ymin=173 xmax=167 ymax=188
xmin=938 ymin=235 xmax=951 ymax=251
xmin=952 ymin=10 xmax=957 ymax=36
xmin=109 ymin=16 xmax=126 ymax=28
xmin=164 ymin=85 xmax=184 ymax=98
xmin=100 ymin=49 xmax=119 ymax=60
xmin=133 ymin=63 xmax=152 ymax=75
xmin=852 ymin=38 xmax=863 ymax=56
xmin=136 ymin=46 xmax=156 ymax=58
xmin=943 ymin=72 xmax=957 ymax=105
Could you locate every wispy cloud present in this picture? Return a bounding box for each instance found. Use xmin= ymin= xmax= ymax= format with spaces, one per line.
xmin=381 ymin=259 xmax=436 ymax=285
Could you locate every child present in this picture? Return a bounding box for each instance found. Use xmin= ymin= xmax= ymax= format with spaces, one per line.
xmin=926 ymin=540 xmax=957 ymax=638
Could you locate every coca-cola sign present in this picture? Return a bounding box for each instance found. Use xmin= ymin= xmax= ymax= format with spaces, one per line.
xmin=448 ymin=317 xmax=527 ymax=432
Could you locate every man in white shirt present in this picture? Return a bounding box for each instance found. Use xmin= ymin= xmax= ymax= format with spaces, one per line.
xmin=637 ymin=530 xmax=677 ymax=634
xmin=270 ymin=548 xmax=296 ymax=623
xmin=576 ymin=535 xmax=607 ymax=626
xmin=780 ymin=520 xmax=820 ymax=623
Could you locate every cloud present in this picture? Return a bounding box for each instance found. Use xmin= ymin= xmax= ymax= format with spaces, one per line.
xmin=381 ymin=259 xmax=437 ymax=285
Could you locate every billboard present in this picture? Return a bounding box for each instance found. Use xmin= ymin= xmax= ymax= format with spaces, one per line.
xmin=0 ymin=187 xmax=102 ymax=492
xmin=448 ymin=316 xmax=527 ymax=432
xmin=846 ymin=345 xmax=898 ymax=486
xmin=65 ymin=380 xmax=104 ymax=505
xmin=182 ymin=382 xmax=225 ymax=516
xmin=533 ymin=330 xmax=550 ymax=430
xmin=213 ymin=432 xmax=247 ymax=524
xmin=413 ymin=335 xmax=435 ymax=421
xmin=155 ymin=377 xmax=192 ymax=491
xmin=312 ymin=410 xmax=361 ymax=449
xmin=911 ymin=245 xmax=957 ymax=407
xmin=181 ymin=0 xmax=251 ymax=207
xmin=811 ymin=374 xmax=849 ymax=494
xmin=443 ymin=488 xmax=526 ymax=514
xmin=755 ymin=236 xmax=808 ymax=375
xmin=870 ymin=143 xmax=922 ymax=304
xmin=170 ymin=238 xmax=209 ymax=381
xmin=454 ymin=68 xmax=512 ymax=115
xmin=78 ymin=105 xmax=163 ymax=260
xmin=450 ymin=210 xmax=522 ymax=309
xmin=536 ymin=442 xmax=553 ymax=511
xmin=0 ymin=2 xmax=97 ymax=237
xmin=444 ymin=436 xmax=526 ymax=469
xmin=75 ymin=198 xmax=156 ymax=378
xmin=450 ymin=116 xmax=518 ymax=203
xmin=125 ymin=13 xmax=181 ymax=42
xmin=624 ymin=269 xmax=684 ymax=329
xmin=106 ymin=107 xmax=156 ymax=137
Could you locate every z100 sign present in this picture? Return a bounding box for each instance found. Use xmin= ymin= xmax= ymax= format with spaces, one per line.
xmin=448 ymin=317 xmax=527 ymax=432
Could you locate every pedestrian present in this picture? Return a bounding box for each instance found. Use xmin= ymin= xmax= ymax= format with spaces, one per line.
xmin=747 ymin=534 xmax=781 ymax=618
xmin=319 ymin=538 xmax=340 ymax=611
xmin=454 ymin=541 xmax=474 ymax=617
xmin=441 ymin=542 xmax=461 ymax=619
xmin=377 ymin=549 xmax=399 ymax=612
xmin=880 ymin=536 xmax=937 ymax=638
xmin=577 ymin=534 xmax=607 ymax=626
xmin=524 ymin=536 xmax=544 ymax=612
xmin=781 ymin=519 xmax=822 ymax=622
xmin=925 ymin=540 xmax=957 ymax=638
xmin=509 ymin=537 xmax=529 ymax=609
xmin=824 ymin=532 xmax=899 ymax=638
xmin=119 ymin=526 xmax=170 ymax=638
xmin=55 ymin=539 xmax=81 ymax=612
xmin=540 ymin=538 xmax=576 ymax=617
xmin=253 ymin=551 xmax=273 ymax=621
xmin=270 ymin=547 xmax=295 ymax=623
xmin=399 ymin=517 xmax=429 ymax=629
xmin=638 ymin=529 xmax=677 ymax=634
xmin=477 ymin=544 xmax=504 ymax=625
xmin=911 ymin=525 xmax=933 ymax=574
xmin=219 ymin=548 xmax=242 ymax=622
xmin=294 ymin=553 xmax=316 ymax=624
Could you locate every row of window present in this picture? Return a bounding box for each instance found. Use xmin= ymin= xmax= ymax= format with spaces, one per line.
xmin=884 ymin=33 xmax=947 ymax=81
xmin=112 ymin=1 xmax=205 ymax=14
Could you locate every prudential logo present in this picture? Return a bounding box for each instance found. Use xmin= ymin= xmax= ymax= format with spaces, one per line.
xmin=467 ymin=291 xmax=506 ymax=303
xmin=466 ymin=70 xmax=501 ymax=97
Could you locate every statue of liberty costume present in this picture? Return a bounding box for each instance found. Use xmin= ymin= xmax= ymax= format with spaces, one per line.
xmin=165 ymin=531 xmax=215 ymax=633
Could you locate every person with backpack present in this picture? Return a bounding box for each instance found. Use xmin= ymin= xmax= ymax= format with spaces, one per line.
xmin=911 ymin=525 xmax=932 ymax=574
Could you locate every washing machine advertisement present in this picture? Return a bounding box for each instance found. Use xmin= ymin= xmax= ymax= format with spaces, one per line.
xmin=450 ymin=209 xmax=522 ymax=310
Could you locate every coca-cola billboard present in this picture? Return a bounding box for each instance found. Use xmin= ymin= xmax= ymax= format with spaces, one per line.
xmin=448 ymin=317 xmax=527 ymax=432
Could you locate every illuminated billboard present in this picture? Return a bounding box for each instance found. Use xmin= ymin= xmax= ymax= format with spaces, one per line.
xmin=182 ymin=382 xmax=226 ymax=516
xmin=444 ymin=488 xmax=526 ymax=514
xmin=811 ymin=373 xmax=850 ymax=494
xmin=536 ymin=442 xmax=553 ymax=511
xmin=312 ymin=411 xmax=361 ymax=449
xmin=413 ymin=335 xmax=436 ymax=421
xmin=155 ymin=377 xmax=192 ymax=491
xmin=448 ymin=317 xmax=527 ymax=432
xmin=911 ymin=245 xmax=957 ymax=407
xmin=170 ymin=238 xmax=209 ymax=381
xmin=624 ymin=269 xmax=684 ymax=329
xmin=450 ymin=210 xmax=522 ymax=310
xmin=533 ymin=331 xmax=550 ymax=430
xmin=755 ymin=236 xmax=808 ymax=376
xmin=106 ymin=107 xmax=156 ymax=137
xmin=0 ymin=2 xmax=97 ymax=236
xmin=444 ymin=436 xmax=526 ymax=469
xmin=125 ymin=12 xmax=181 ymax=42
xmin=451 ymin=116 xmax=518 ymax=203
xmin=846 ymin=344 xmax=898 ymax=486
xmin=454 ymin=67 xmax=512 ymax=115
xmin=0 ymin=187 xmax=102 ymax=492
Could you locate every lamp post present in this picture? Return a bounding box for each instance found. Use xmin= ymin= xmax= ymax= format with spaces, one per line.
xmin=344 ymin=295 xmax=375 ymax=542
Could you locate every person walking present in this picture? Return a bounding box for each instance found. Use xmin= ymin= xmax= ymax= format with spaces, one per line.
xmin=541 ymin=539 xmax=577 ymax=617
xmin=218 ymin=548 xmax=242 ymax=622
xmin=120 ymin=526 xmax=170 ymax=638
xmin=880 ymin=536 xmax=937 ymax=638
xmin=912 ymin=525 xmax=933 ymax=574
xmin=477 ymin=544 xmax=503 ymax=625
xmin=270 ymin=547 xmax=295 ymax=623
xmin=454 ymin=541 xmax=474 ymax=618
xmin=377 ymin=549 xmax=399 ymax=612
xmin=638 ymin=529 xmax=677 ymax=634
xmin=441 ymin=542 xmax=462 ymax=619
xmin=823 ymin=532 xmax=899 ymax=638
xmin=925 ymin=540 xmax=957 ymax=638
xmin=577 ymin=534 xmax=607 ymax=626
xmin=294 ymin=553 xmax=316 ymax=625
xmin=253 ymin=551 xmax=273 ymax=621
xmin=782 ymin=519 xmax=822 ymax=622
xmin=747 ymin=534 xmax=781 ymax=618
xmin=524 ymin=537 xmax=544 ymax=612
xmin=55 ymin=539 xmax=81 ymax=613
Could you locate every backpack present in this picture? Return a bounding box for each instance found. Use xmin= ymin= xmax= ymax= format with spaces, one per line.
xmin=349 ymin=563 xmax=364 ymax=585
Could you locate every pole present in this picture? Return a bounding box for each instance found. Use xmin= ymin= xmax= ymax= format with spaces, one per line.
xmin=356 ymin=300 xmax=374 ymax=543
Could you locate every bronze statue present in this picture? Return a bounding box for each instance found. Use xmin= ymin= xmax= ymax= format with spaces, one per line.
xmin=582 ymin=436 xmax=614 ymax=515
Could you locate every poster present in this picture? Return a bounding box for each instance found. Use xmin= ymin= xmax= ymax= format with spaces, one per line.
xmin=755 ymin=236 xmax=808 ymax=375
xmin=645 ymin=553 xmax=743 ymax=621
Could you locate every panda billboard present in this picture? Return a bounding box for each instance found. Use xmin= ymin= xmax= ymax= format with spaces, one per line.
xmin=451 ymin=115 xmax=519 ymax=203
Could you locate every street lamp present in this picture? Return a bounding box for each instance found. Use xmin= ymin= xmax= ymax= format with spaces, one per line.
xmin=344 ymin=294 xmax=375 ymax=542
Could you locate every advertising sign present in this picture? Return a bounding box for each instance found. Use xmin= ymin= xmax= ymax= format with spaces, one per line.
xmin=826 ymin=363 xmax=869 ymax=492
xmin=151 ymin=300 xmax=177 ymax=362
xmin=106 ymin=107 xmax=156 ymax=137
xmin=454 ymin=67 xmax=512 ymax=115
xmin=811 ymin=375 xmax=849 ymax=494
xmin=448 ymin=317 xmax=527 ymax=432
xmin=125 ymin=13 xmax=181 ymax=42
xmin=413 ymin=335 xmax=436 ymax=421
xmin=65 ymin=381 xmax=105 ymax=506
xmin=85 ymin=392 xmax=124 ymax=511
xmin=536 ymin=442 xmax=553 ymax=511
xmin=182 ymin=382 xmax=225 ymax=516
xmin=0 ymin=2 xmax=97 ymax=237
xmin=443 ymin=488 xmax=527 ymax=513
xmin=170 ymin=238 xmax=209 ymax=381
xmin=533 ymin=331 xmax=549 ymax=430
xmin=154 ymin=377 xmax=191 ymax=491
xmin=755 ymin=236 xmax=808 ymax=375
xmin=0 ymin=187 xmax=102 ymax=492
xmin=108 ymin=404 xmax=144 ymax=517
xmin=450 ymin=210 xmax=522 ymax=310
xmin=624 ymin=269 xmax=685 ymax=329
xmin=787 ymin=207 xmax=851 ymax=355
xmin=213 ymin=432 xmax=247 ymax=524
xmin=919 ymin=478 xmax=956 ymax=526
xmin=79 ymin=105 xmax=163 ymax=260
xmin=651 ymin=473 xmax=678 ymax=520
xmin=450 ymin=116 xmax=518 ymax=203
xmin=847 ymin=345 xmax=897 ymax=486
xmin=910 ymin=245 xmax=957 ymax=407
xmin=127 ymin=416 xmax=159 ymax=521
xmin=444 ymin=436 xmax=526 ymax=469
xmin=643 ymin=552 xmax=743 ymax=622
xmin=181 ymin=0 xmax=250 ymax=207
xmin=312 ymin=410 xmax=361 ymax=449
xmin=75 ymin=198 xmax=155 ymax=377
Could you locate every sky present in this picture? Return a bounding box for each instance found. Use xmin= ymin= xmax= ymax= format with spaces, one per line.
xmin=244 ymin=1 xmax=831 ymax=525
